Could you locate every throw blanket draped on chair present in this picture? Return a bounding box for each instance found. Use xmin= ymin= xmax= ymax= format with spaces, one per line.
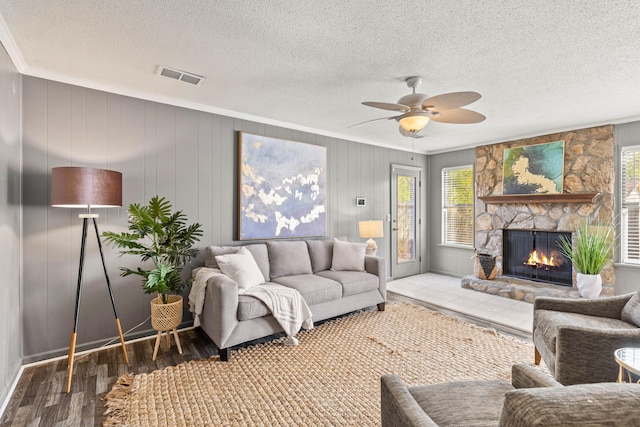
xmin=189 ymin=268 xmax=313 ymax=345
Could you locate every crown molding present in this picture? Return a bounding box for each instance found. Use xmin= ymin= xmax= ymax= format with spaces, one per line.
xmin=0 ymin=12 xmax=26 ymax=72
xmin=19 ymin=67 xmax=425 ymax=155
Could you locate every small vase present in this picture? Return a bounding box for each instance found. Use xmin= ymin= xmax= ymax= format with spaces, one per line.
xmin=576 ymin=273 xmax=602 ymax=299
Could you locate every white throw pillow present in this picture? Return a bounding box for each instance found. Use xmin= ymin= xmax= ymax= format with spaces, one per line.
xmin=215 ymin=247 xmax=265 ymax=292
xmin=331 ymin=238 xmax=366 ymax=271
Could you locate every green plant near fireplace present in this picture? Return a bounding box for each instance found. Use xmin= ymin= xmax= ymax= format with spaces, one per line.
xmin=103 ymin=195 xmax=203 ymax=304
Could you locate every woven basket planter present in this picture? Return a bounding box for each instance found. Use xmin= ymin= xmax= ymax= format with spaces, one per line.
xmin=151 ymin=295 xmax=183 ymax=331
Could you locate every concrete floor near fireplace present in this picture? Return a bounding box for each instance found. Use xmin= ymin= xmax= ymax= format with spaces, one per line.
xmin=461 ymin=275 xmax=579 ymax=303
xmin=387 ymin=273 xmax=533 ymax=339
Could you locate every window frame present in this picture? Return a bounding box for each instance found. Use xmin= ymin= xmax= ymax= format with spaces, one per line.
xmin=621 ymin=145 xmax=640 ymax=265
xmin=441 ymin=165 xmax=474 ymax=248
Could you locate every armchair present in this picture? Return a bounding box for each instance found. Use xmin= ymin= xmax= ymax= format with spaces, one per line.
xmin=533 ymin=292 xmax=640 ymax=385
xmin=381 ymin=364 xmax=640 ymax=427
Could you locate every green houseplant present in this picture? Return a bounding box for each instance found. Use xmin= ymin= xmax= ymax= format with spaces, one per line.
xmin=557 ymin=220 xmax=613 ymax=298
xmin=103 ymin=196 xmax=203 ymax=304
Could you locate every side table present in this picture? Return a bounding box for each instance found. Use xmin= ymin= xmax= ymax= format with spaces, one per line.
xmin=614 ymin=348 xmax=640 ymax=383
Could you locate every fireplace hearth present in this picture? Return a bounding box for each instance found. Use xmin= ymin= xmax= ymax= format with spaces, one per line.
xmin=502 ymin=229 xmax=572 ymax=286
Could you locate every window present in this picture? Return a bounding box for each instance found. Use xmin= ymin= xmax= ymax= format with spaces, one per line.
xmin=621 ymin=146 xmax=640 ymax=264
xmin=442 ymin=165 xmax=474 ymax=246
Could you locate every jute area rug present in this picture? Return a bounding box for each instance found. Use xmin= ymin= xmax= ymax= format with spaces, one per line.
xmin=104 ymin=303 xmax=539 ymax=426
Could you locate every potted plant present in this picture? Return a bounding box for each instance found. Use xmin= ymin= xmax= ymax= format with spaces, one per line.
xmin=103 ymin=196 xmax=203 ymax=331
xmin=557 ymin=220 xmax=613 ymax=298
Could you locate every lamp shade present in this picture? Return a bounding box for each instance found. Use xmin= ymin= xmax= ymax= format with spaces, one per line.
xmin=359 ymin=220 xmax=384 ymax=239
xmin=51 ymin=167 xmax=122 ymax=208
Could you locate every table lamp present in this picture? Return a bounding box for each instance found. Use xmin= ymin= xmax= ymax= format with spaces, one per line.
xmin=359 ymin=220 xmax=384 ymax=256
xmin=50 ymin=166 xmax=129 ymax=393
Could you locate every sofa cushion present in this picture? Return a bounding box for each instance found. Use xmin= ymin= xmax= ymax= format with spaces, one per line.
xmin=535 ymin=309 xmax=637 ymax=352
xmin=315 ymin=270 xmax=379 ymax=297
xmin=237 ymin=294 xmax=271 ymax=321
xmin=331 ymin=238 xmax=366 ymax=271
xmin=215 ymin=247 xmax=265 ymax=292
xmin=306 ymin=239 xmax=333 ymax=273
xmin=205 ymin=245 xmax=238 ymax=268
xmin=621 ymin=291 xmax=640 ymax=327
xmin=267 ymin=241 xmax=313 ymax=279
xmin=409 ymin=380 xmax=513 ymax=427
xmin=271 ymin=274 xmax=341 ymax=306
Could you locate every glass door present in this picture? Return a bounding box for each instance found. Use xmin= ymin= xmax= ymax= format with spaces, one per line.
xmin=391 ymin=165 xmax=421 ymax=278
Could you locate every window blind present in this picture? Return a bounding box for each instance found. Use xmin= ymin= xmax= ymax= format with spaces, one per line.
xmin=442 ymin=166 xmax=474 ymax=246
xmin=622 ymin=146 xmax=640 ymax=263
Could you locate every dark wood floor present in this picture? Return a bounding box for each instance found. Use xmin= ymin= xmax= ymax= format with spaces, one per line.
xmin=0 ymin=295 xmax=528 ymax=427
xmin=0 ymin=328 xmax=219 ymax=427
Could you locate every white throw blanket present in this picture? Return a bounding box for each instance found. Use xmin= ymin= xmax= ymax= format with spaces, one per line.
xmin=242 ymin=284 xmax=314 ymax=346
xmin=189 ymin=267 xmax=224 ymax=327
xmin=189 ymin=268 xmax=313 ymax=345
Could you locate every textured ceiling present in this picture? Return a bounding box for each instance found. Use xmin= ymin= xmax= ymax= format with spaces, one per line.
xmin=1 ymin=0 xmax=640 ymax=153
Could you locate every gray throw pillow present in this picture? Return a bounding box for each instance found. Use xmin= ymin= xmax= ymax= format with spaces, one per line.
xmin=205 ymin=245 xmax=239 ymax=268
xmin=621 ymin=291 xmax=640 ymax=327
xmin=306 ymin=239 xmax=333 ymax=272
xmin=267 ymin=241 xmax=313 ymax=279
xmin=331 ymin=238 xmax=366 ymax=271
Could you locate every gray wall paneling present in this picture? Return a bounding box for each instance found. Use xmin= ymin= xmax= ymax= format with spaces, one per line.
xmin=614 ymin=121 xmax=640 ymax=295
xmin=21 ymin=76 xmax=428 ymax=362
xmin=428 ymin=148 xmax=476 ymax=277
xmin=0 ymin=41 xmax=22 ymax=407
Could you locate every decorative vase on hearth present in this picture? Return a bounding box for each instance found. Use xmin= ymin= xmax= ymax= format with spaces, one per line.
xmin=576 ymin=273 xmax=602 ymax=299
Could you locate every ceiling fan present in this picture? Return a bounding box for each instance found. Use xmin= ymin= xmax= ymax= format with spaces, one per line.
xmin=351 ymin=76 xmax=486 ymax=138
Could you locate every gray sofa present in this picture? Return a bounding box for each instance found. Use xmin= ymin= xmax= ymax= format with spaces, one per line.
xmin=197 ymin=239 xmax=386 ymax=360
xmin=533 ymin=292 xmax=640 ymax=385
xmin=381 ymin=363 xmax=640 ymax=426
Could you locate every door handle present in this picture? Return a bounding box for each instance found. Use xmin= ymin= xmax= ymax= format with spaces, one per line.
xmin=392 ymin=227 xmax=399 ymax=231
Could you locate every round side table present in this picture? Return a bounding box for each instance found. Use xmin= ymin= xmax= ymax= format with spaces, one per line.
xmin=614 ymin=348 xmax=640 ymax=383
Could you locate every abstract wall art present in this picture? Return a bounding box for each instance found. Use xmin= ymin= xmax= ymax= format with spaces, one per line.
xmin=503 ymin=140 xmax=564 ymax=195
xmin=238 ymin=132 xmax=327 ymax=240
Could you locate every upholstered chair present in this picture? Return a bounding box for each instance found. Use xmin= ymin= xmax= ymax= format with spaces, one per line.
xmin=533 ymin=292 xmax=640 ymax=385
xmin=381 ymin=364 xmax=640 ymax=427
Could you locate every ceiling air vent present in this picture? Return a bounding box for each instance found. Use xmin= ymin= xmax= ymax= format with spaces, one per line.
xmin=157 ymin=66 xmax=206 ymax=86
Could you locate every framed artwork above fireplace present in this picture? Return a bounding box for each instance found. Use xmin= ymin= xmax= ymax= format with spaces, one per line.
xmin=503 ymin=140 xmax=564 ymax=195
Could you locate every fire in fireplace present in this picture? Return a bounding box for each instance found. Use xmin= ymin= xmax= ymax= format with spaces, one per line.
xmin=503 ymin=229 xmax=573 ymax=286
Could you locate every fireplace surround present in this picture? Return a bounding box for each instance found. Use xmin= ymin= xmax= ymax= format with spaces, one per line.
xmin=470 ymin=125 xmax=616 ymax=299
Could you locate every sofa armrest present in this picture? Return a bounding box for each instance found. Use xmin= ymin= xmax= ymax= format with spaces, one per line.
xmin=365 ymin=255 xmax=387 ymax=299
xmin=381 ymin=375 xmax=439 ymax=427
xmin=533 ymin=294 xmax=633 ymax=320
xmin=511 ymin=364 xmax=562 ymax=389
xmin=203 ymin=274 xmax=240 ymax=348
xmin=554 ymin=326 xmax=640 ymax=385
xmin=499 ymin=383 xmax=640 ymax=426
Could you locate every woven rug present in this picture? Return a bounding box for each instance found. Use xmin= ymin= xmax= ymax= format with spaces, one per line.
xmin=104 ymin=303 xmax=540 ymax=426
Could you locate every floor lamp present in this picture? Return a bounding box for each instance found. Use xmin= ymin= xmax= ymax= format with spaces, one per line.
xmin=50 ymin=167 xmax=129 ymax=393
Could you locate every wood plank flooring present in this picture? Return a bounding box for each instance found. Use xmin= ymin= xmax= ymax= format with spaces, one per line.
xmin=0 ymin=295 xmax=526 ymax=426
xmin=0 ymin=328 xmax=219 ymax=427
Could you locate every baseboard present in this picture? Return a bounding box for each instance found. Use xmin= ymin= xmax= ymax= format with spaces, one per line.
xmin=21 ymin=320 xmax=194 ymax=365
xmin=0 ymin=363 xmax=23 ymax=420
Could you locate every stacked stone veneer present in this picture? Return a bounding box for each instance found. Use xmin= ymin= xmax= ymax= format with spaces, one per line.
xmin=474 ymin=125 xmax=615 ymax=296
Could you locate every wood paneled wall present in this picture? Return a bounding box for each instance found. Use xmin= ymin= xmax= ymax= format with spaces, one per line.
xmin=0 ymin=42 xmax=22 ymax=406
xmin=21 ymin=76 xmax=428 ymax=362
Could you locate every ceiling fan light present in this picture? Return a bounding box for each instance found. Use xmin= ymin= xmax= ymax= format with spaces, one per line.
xmin=398 ymin=115 xmax=430 ymax=132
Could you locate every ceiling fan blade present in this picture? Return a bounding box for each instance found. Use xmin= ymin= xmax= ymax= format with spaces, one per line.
xmin=362 ymin=101 xmax=411 ymax=112
xmin=348 ymin=115 xmax=399 ymax=128
xmin=430 ymin=108 xmax=486 ymax=124
xmin=399 ymin=126 xmax=424 ymax=138
xmin=422 ymin=91 xmax=481 ymax=111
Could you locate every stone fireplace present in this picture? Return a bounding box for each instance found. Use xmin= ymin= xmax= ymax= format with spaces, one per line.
xmin=463 ymin=125 xmax=615 ymax=300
